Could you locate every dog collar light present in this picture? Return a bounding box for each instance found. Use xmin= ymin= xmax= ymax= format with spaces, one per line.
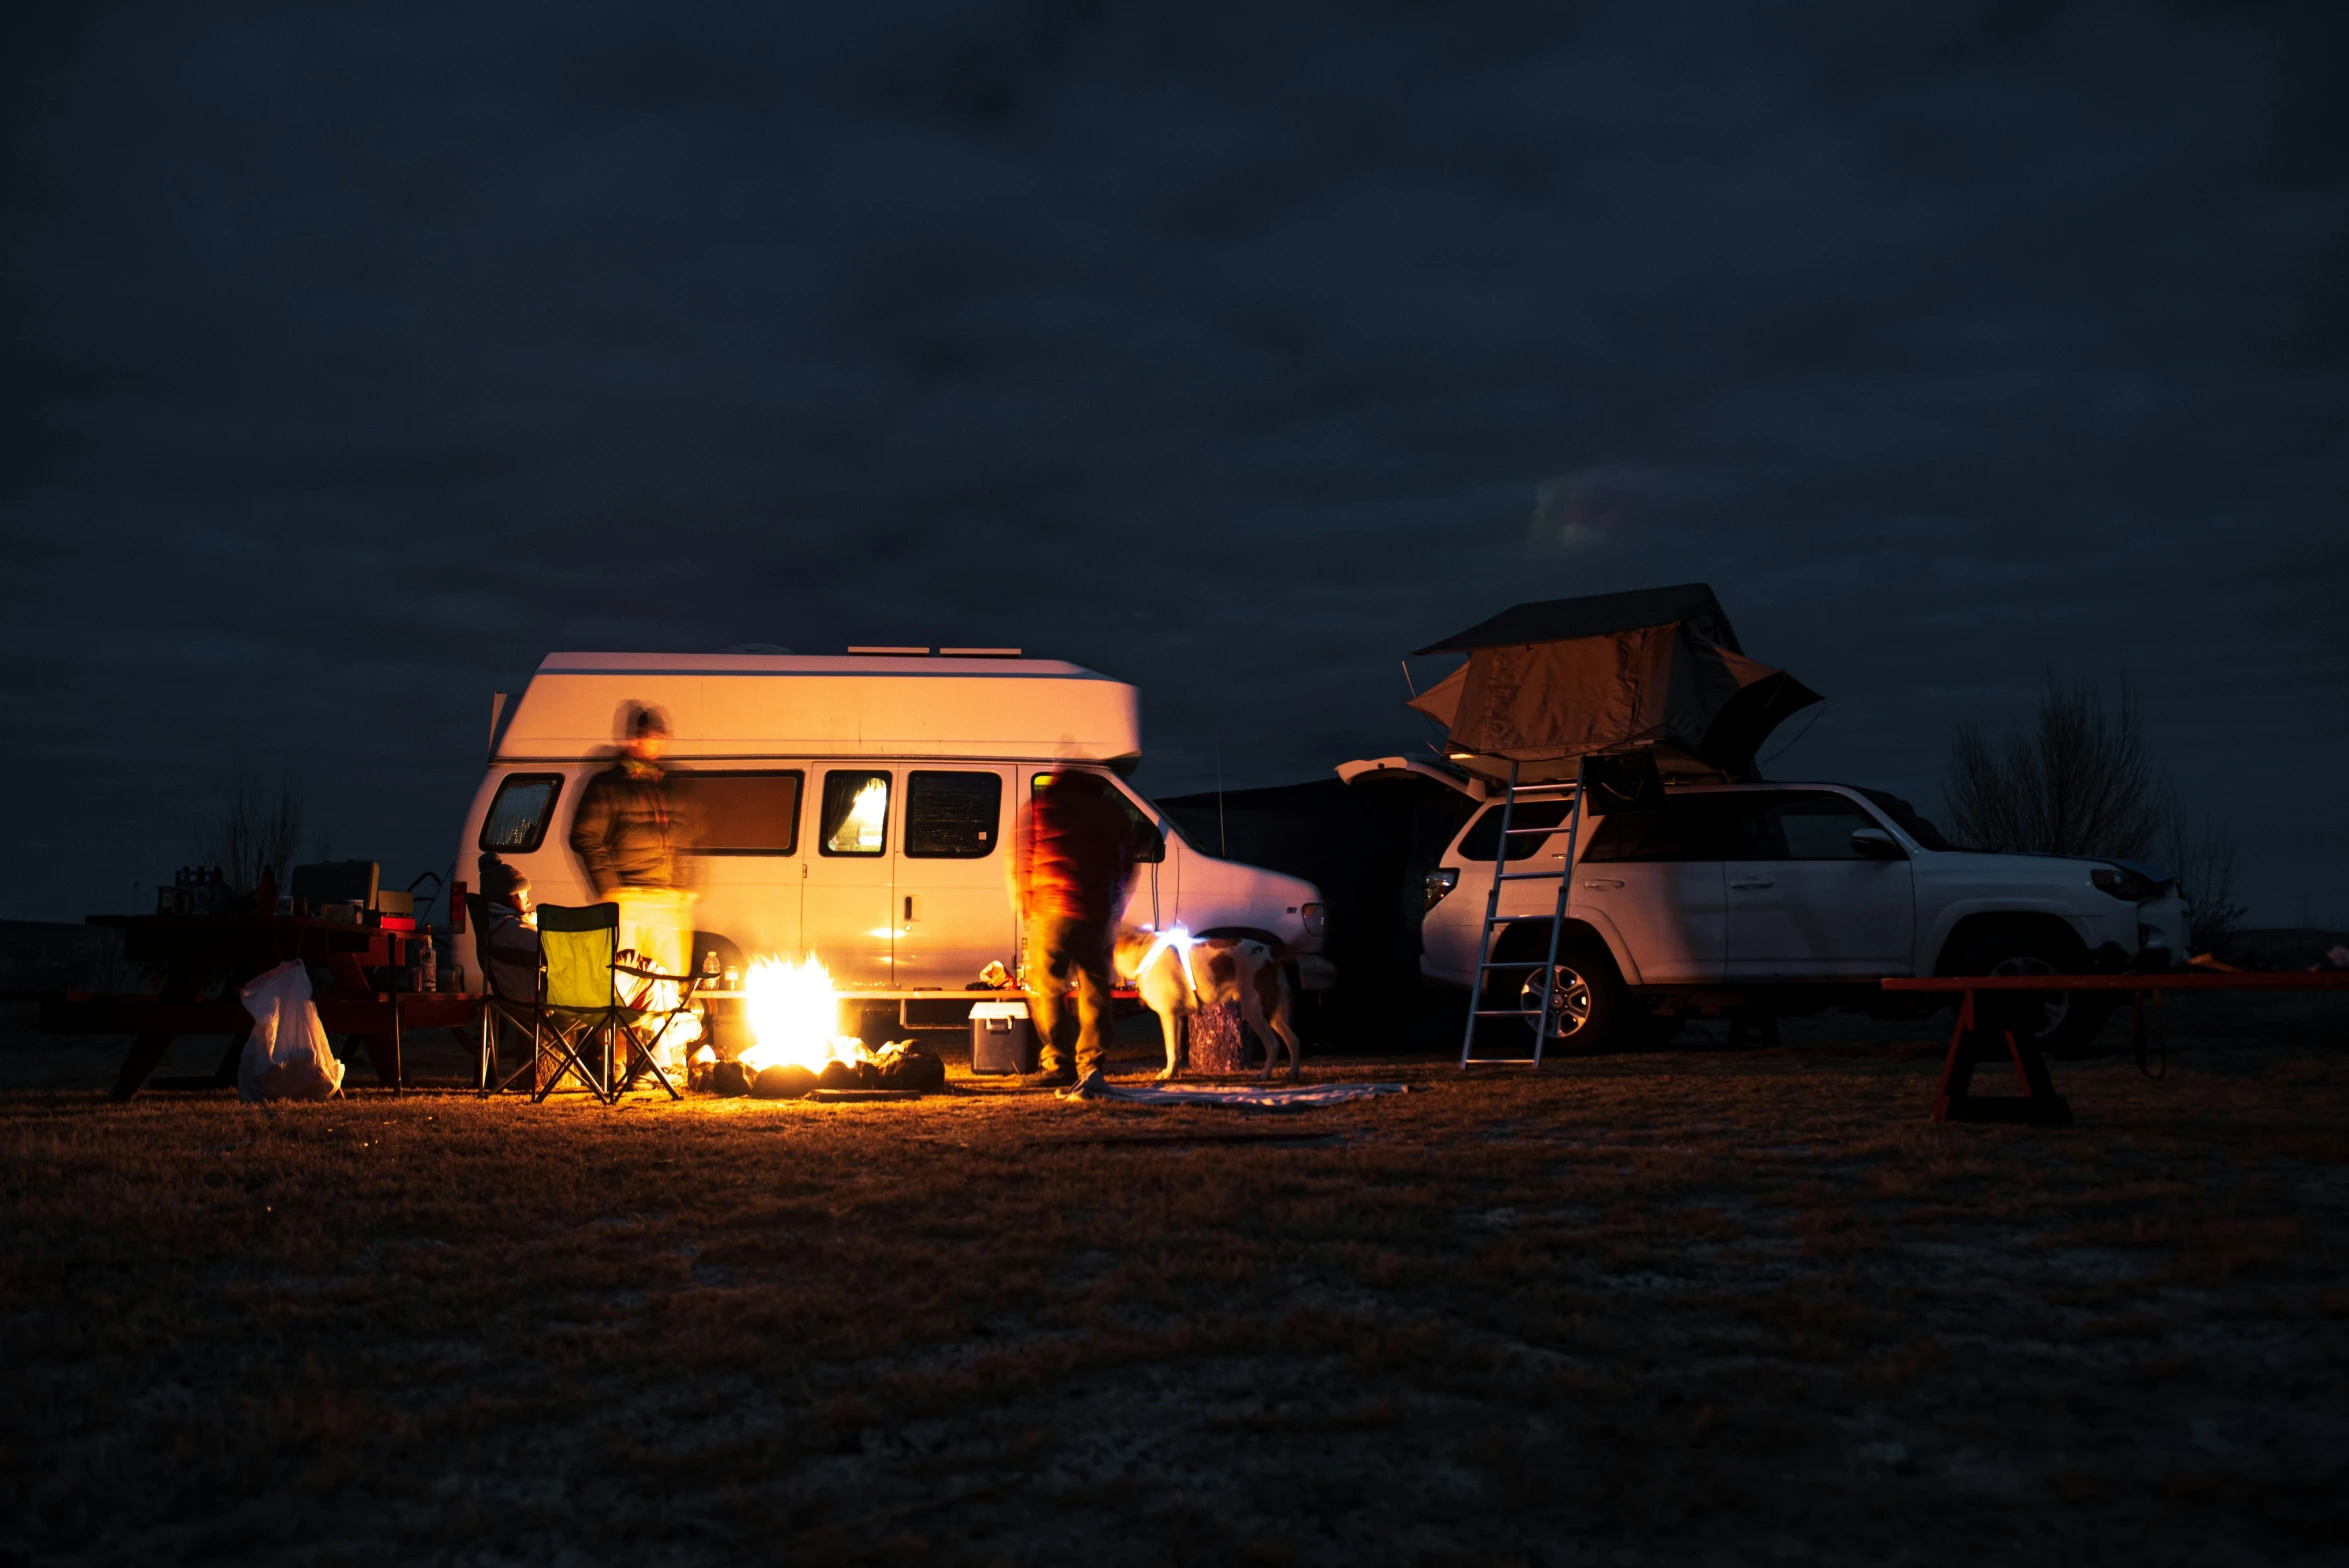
xmin=1136 ymin=925 xmax=1200 ymax=1001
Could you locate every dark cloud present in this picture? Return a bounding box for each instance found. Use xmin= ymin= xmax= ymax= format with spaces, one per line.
xmin=5 ymin=1 xmax=2345 ymax=921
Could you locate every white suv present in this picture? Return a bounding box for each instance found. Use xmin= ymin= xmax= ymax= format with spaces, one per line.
xmin=1419 ymin=781 xmax=2189 ymax=1054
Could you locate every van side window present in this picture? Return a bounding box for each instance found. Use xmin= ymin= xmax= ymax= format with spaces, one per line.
xmin=820 ymin=771 xmax=891 ymax=856
xmin=1031 ymin=772 xmax=1165 ymax=863
xmin=1457 ymin=799 xmax=1573 ymax=861
xmin=684 ymin=771 xmax=802 ymax=855
xmin=906 ymin=771 xmax=1001 ymax=858
xmin=480 ymin=774 xmax=562 ymax=853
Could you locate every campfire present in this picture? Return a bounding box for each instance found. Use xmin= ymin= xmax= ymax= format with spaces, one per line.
xmin=694 ymin=952 xmax=946 ymax=1098
xmin=736 ymin=954 xmax=861 ymax=1073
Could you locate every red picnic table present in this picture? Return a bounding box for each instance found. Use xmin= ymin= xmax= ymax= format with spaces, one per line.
xmin=1881 ymin=970 xmax=2349 ymax=1127
xmin=41 ymin=914 xmax=482 ymax=1099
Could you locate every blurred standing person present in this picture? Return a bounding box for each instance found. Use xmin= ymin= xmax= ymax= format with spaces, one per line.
xmin=569 ymin=704 xmax=700 ymax=991
xmin=1010 ymin=769 xmax=1139 ymax=1091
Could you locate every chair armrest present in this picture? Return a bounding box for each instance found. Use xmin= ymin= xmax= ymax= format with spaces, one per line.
xmin=613 ymin=963 xmax=706 ymax=1006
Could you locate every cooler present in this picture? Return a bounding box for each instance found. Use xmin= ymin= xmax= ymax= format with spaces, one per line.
xmin=970 ymin=1000 xmax=1038 ymax=1075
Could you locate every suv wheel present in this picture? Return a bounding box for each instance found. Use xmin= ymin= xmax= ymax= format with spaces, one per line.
xmin=1953 ymin=931 xmax=2107 ymax=1058
xmin=1489 ymin=939 xmax=1629 ymax=1055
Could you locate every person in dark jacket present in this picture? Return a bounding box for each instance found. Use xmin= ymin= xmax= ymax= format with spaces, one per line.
xmin=475 ymin=853 xmax=540 ymax=1003
xmin=569 ymin=705 xmax=696 ymax=896
xmin=1010 ymin=768 xmax=1139 ymax=1090
xmin=569 ymin=704 xmax=700 ymax=1011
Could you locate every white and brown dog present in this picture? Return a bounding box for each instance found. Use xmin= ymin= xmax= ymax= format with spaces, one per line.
xmin=1114 ymin=925 xmax=1303 ymax=1081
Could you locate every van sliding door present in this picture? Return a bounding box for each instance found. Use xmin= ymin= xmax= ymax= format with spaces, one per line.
xmin=894 ymin=766 xmax=1016 ymax=989
xmin=803 ymin=767 xmax=897 ymax=989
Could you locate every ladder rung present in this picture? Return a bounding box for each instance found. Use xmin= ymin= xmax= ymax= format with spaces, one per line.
xmin=1501 ymin=824 xmax=1562 ymax=835
xmin=1497 ymin=870 xmax=1562 ymax=881
xmin=1472 ymin=1008 xmax=1542 ymax=1016
xmin=1478 ymin=958 xmax=1546 ymax=970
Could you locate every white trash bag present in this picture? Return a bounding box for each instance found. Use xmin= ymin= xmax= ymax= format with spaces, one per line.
xmin=237 ymin=960 xmax=346 ymax=1102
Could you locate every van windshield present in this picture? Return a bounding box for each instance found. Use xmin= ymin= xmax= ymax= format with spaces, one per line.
xmin=480 ymin=774 xmax=561 ymax=853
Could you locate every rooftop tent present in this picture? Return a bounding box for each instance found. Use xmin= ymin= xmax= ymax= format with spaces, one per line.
xmin=1406 ymin=582 xmax=1821 ymax=782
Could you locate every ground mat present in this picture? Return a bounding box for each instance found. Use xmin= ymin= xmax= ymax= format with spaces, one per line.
xmin=1057 ymin=1080 xmax=1409 ymax=1110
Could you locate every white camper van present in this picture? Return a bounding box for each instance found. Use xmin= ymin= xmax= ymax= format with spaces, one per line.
xmin=453 ymin=651 xmax=1325 ymax=997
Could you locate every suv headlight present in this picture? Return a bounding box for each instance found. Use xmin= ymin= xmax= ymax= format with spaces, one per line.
xmin=2091 ymin=866 xmax=2162 ymax=902
xmin=1423 ymin=868 xmax=1459 ymax=911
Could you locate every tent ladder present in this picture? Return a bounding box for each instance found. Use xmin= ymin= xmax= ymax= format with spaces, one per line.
xmin=1459 ymin=758 xmax=1585 ymax=1068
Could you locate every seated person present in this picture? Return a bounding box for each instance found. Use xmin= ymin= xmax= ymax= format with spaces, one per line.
xmin=476 ymin=853 xmax=542 ymax=1002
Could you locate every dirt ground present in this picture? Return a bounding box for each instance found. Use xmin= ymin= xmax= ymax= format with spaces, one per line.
xmin=3 ymin=996 xmax=2346 ymax=1566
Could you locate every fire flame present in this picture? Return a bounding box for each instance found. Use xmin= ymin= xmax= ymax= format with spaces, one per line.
xmin=737 ymin=954 xmax=854 ymax=1073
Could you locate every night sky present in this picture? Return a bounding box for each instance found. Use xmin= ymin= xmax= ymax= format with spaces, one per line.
xmin=6 ymin=3 xmax=2344 ymax=925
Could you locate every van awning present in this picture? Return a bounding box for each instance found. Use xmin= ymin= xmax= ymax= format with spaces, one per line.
xmin=1407 ymin=583 xmax=1820 ymax=782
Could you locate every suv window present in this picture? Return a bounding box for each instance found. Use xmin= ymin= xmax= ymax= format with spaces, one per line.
xmin=1773 ymin=792 xmax=1883 ymax=859
xmin=1582 ymin=794 xmax=1748 ymax=862
xmin=820 ymin=770 xmax=891 ymax=856
xmin=684 ymin=771 xmax=801 ymax=855
xmin=1458 ymin=799 xmax=1574 ymax=861
xmin=1856 ymin=787 xmax=1955 ymax=851
xmin=906 ymin=771 xmax=1002 ymax=858
xmin=1710 ymin=791 xmax=1884 ymax=860
xmin=480 ymin=774 xmax=562 ymax=853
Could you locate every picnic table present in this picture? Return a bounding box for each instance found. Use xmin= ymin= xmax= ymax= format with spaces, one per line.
xmin=40 ymin=914 xmax=482 ymax=1099
xmin=1881 ymin=970 xmax=2349 ymax=1126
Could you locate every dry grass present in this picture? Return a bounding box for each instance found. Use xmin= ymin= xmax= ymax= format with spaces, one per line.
xmin=2 ymin=998 xmax=2345 ymax=1565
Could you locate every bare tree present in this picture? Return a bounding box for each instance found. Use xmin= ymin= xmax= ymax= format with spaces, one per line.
xmin=1943 ymin=677 xmax=2165 ymax=859
xmin=1946 ymin=678 xmax=2252 ymax=955
xmin=200 ymin=777 xmax=304 ymax=894
xmin=2159 ymin=797 xmax=2248 ymax=952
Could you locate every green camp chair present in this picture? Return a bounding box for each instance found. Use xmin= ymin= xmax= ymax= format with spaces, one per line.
xmin=610 ymin=948 xmax=702 ymax=1102
xmin=533 ymin=902 xmax=628 ymax=1102
xmin=532 ymin=902 xmax=700 ymax=1104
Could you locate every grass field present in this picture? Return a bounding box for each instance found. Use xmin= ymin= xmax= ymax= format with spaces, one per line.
xmin=4 ymin=997 xmax=2346 ymax=1565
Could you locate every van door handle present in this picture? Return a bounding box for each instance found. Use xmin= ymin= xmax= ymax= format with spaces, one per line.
xmin=904 ymin=895 xmax=917 ymax=921
xmin=1729 ymin=878 xmax=1774 ymax=890
xmin=1581 ymin=878 xmax=1624 ymax=890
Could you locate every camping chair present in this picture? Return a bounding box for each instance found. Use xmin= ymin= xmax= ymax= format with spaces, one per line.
xmin=467 ymin=892 xmax=548 ymax=1097
xmin=531 ymin=902 xmax=629 ymax=1102
xmin=532 ymin=902 xmax=702 ymax=1104
xmin=609 ymin=946 xmax=704 ymax=1101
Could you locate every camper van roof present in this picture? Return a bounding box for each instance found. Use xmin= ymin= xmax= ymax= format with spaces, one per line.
xmin=496 ymin=651 xmax=1141 ymax=764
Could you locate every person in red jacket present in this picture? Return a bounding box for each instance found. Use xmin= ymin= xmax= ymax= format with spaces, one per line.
xmin=1010 ymin=769 xmax=1139 ymax=1089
